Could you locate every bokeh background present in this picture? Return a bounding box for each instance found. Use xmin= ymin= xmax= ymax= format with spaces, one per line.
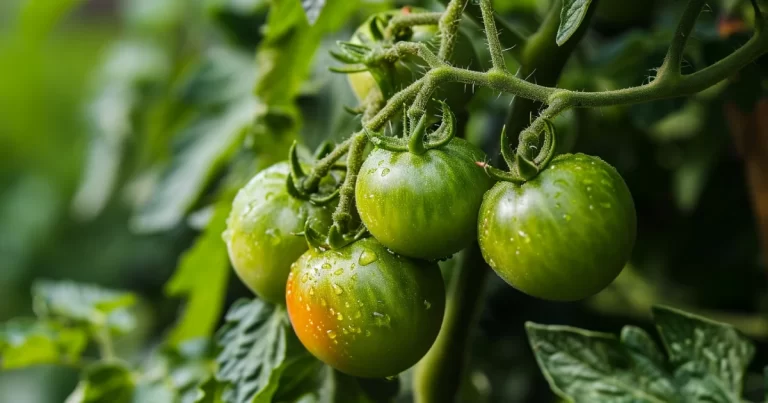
xmin=1 ymin=0 xmax=767 ymax=401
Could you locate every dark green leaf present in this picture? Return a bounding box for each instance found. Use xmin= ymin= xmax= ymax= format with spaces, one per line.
xmin=301 ymin=0 xmax=326 ymax=25
xmin=65 ymin=362 xmax=134 ymax=403
xmin=0 ymin=318 xmax=87 ymax=369
xmin=165 ymin=197 xmax=232 ymax=344
xmin=526 ymin=322 xmax=677 ymax=402
xmin=653 ymin=305 xmax=755 ymax=398
xmin=557 ymin=0 xmax=594 ymax=46
xmin=32 ymin=280 xmax=138 ymax=334
xmin=215 ymin=299 xmax=289 ymax=403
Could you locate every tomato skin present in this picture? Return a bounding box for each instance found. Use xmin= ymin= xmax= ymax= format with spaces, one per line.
xmin=224 ymin=162 xmax=334 ymax=305
xmin=348 ymin=8 xmax=476 ymax=112
xmin=355 ymin=138 xmax=492 ymax=260
xmin=478 ymin=154 xmax=636 ymax=301
xmin=286 ymin=237 xmax=445 ymax=378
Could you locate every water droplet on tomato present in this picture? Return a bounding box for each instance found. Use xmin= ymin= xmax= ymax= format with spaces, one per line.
xmin=305 ymin=304 xmax=311 ymax=312
xmin=334 ymin=268 xmax=344 ymax=275
xmin=322 ymin=263 xmax=331 ymax=269
xmin=337 ymin=312 xmax=344 ymax=320
xmin=424 ymin=300 xmax=432 ymax=310
xmin=365 ymin=330 xmax=372 ymax=337
xmin=309 ymin=287 xmax=315 ymax=296
xmin=582 ymin=179 xmax=593 ymax=185
xmin=264 ymin=192 xmax=274 ymax=201
xmin=589 ymin=205 xmax=594 ymax=210
xmin=358 ymin=249 xmax=378 ymax=266
xmin=381 ymin=168 xmax=390 ymax=177
xmin=301 ymin=274 xmax=309 ymax=283
xmin=563 ymin=214 xmax=572 ymax=221
xmin=372 ymin=312 xmax=391 ymax=327
xmin=332 ymin=283 xmax=344 ymax=295
xmin=327 ymin=330 xmax=337 ymax=339
xmin=355 ymin=310 xmax=362 ymax=319
xmin=600 ymin=202 xmax=612 ymax=209
xmin=320 ymin=298 xmax=327 ymax=307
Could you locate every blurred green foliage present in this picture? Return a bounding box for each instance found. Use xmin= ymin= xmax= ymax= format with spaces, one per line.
xmin=0 ymin=0 xmax=766 ymax=401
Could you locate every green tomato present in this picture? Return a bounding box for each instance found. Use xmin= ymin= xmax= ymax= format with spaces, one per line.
xmin=478 ymin=154 xmax=636 ymax=301
xmin=286 ymin=237 xmax=445 ymax=378
xmin=347 ymin=8 xmax=477 ymax=113
xmin=355 ymin=138 xmax=492 ymax=260
xmin=224 ymin=162 xmax=335 ymax=305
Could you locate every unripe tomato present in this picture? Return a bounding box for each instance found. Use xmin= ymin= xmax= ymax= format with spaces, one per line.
xmin=286 ymin=237 xmax=445 ymax=378
xmin=347 ymin=8 xmax=477 ymax=113
xmin=355 ymin=138 xmax=492 ymax=260
xmin=224 ymin=162 xmax=335 ymax=305
xmin=478 ymin=154 xmax=636 ymax=301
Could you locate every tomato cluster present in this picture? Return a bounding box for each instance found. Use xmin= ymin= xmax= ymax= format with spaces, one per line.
xmin=224 ymin=9 xmax=637 ymax=380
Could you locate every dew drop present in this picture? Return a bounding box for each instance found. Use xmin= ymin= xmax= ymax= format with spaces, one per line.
xmin=600 ymin=202 xmax=612 ymax=209
xmin=582 ymin=179 xmax=593 ymax=185
xmin=381 ymin=168 xmax=391 ymax=177
xmin=345 ymin=301 xmax=351 ymax=308
xmin=309 ymin=287 xmax=315 ymax=296
xmin=334 ymin=268 xmax=344 ymax=275
xmin=372 ymin=312 xmax=391 ymax=327
xmin=342 ymin=328 xmax=349 ymax=335
xmin=301 ymin=274 xmax=309 ymax=283
xmin=351 ymin=274 xmax=358 ymax=281
xmin=320 ymin=298 xmax=327 ymax=307
xmin=563 ymin=214 xmax=572 ymax=222
xmin=299 ymin=295 xmax=303 ymax=303
xmin=586 ymin=186 xmax=593 ymax=192
xmin=589 ymin=205 xmax=594 ymax=210
xmin=337 ymin=312 xmax=344 ymax=321
xmin=424 ymin=300 xmax=432 ymax=310
xmin=305 ymin=304 xmax=311 ymax=312
xmin=332 ymin=283 xmax=344 ymax=295
xmin=355 ymin=310 xmax=362 ymax=319
xmin=321 ymin=263 xmax=332 ymax=270
xmin=515 ymin=249 xmax=520 ymax=255
xmin=327 ymin=330 xmax=337 ymax=339
xmin=555 ymin=203 xmax=561 ymax=209
xmin=350 ymin=263 xmax=356 ymax=270
xmin=264 ymin=192 xmax=274 ymax=201
xmin=365 ymin=330 xmax=372 ymax=337
xmin=359 ymin=249 xmax=378 ymax=266
xmin=265 ymin=228 xmax=282 ymax=245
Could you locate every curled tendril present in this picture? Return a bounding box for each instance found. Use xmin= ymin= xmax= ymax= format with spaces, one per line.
xmin=285 ymin=142 xmax=342 ymax=205
xmin=482 ymin=118 xmax=559 ymax=183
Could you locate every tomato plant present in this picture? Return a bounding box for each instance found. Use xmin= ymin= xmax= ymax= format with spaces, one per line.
xmin=478 ymin=154 xmax=637 ymax=301
xmin=285 ymin=237 xmax=445 ymax=378
xmin=3 ymin=0 xmax=768 ymax=402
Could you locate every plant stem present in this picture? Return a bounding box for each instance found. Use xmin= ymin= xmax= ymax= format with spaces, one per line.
xmin=657 ymin=0 xmax=707 ymax=81
xmin=480 ymin=0 xmax=507 ymax=72
xmin=413 ymin=245 xmax=489 ymax=403
xmin=437 ymin=0 xmax=526 ymax=62
xmin=386 ymin=12 xmax=443 ymax=39
xmin=96 ymin=326 xmax=115 ymax=361
xmin=438 ymin=0 xmax=470 ymax=61
xmin=331 ymin=132 xmax=367 ymax=231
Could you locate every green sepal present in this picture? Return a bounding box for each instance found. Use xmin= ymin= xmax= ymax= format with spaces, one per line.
xmin=534 ymin=119 xmax=558 ymax=168
xmin=515 ymin=152 xmax=539 ymax=181
xmin=407 ymin=113 xmax=428 ymax=155
xmin=499 ymin=125 xmax=516 ymax=170
xmin=304 ymin=219 xmax=330 ymax=251
xmin=309 ymin=188 xmax=340 ymax=206
xmin=288 ymin=142 xmax=308 ymax=190
xmin=313 ymin=141 xmax=335 ymax=160
xmin=328 ymin=223 xmax=368 ymax=250
xmin=285 ymin=175 xmax=308 ymax=200
xmin=424 ymin=101 xmax=456 ymax=150
xmin=329 ymin=64 xmax=369 ymax=74
xmin=365 ymin=128 xmax=408 ymax=152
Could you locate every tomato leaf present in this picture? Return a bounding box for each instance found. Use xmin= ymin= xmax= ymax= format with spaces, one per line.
xmin=0 ymin=318 xmax=87 ymax=369
xmin=131 ymin=48 xmax=256 ymax=233
xmin=165 ymin=196 xmax=232 ymax=344
xmin=194 ymin=377 xmax=225 ymax=403
xmin=139 ymin=339 xmax=216 ymax=402
xmin=214 ymin=299 xmax=292 ymax=403
xmin=32 ymin=280 xmax=138 ymax=334
xmin=65 ymin=362 xmax=135 ymax=403
xmin=526 ymin=322 xmax=677 ymax=402
xmin=301 ymin=0 xmax=326 ymax=25
xmin=528 ymin=306 xmax=757 ymax=402
xmin=556 ymin=0 xmax=594 ymax=46
xmin=653 ymin=305 xmax=755 ymax=399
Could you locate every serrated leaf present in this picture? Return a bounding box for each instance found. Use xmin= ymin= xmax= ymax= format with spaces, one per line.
xmin=526 ymin=322 xmax=677 ymax=403
xmin=557 ymin=0 xmax=594 ymax=46
xmin=165 ymin=197 xmax=232 ymax=344
xmin=65 ymin=362 xmax=135 ymax=403
xmin=141 ymin=339 xmax=216 ymax=403
xmin=214 ymin=299 xmax=289 ymax=403
xmin=653 ymin=305 xmax=755 ymax=398
xmin=32 ymin=280 xmax=138 ymax=334
xmin=131 ymin=99 xmax=255 ymax=233
xmin=0 ymin=318 xmax=87 ymax=369
xmin=301 ymin=0 xmax=326 ymax=25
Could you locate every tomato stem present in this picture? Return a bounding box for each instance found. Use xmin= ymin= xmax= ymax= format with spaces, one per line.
xmin=413 ymin=245 xmax=490 ymax=403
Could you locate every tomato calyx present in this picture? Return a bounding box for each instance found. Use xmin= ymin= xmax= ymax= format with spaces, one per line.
xmin=477 ymin=119 xmax=558 ymax=183
xmin=303 ymin=220 xmax=368 ymax=251
xmin=366 ymin=101 xmax=456 ymax=155
xmin=285 ymin=142 xmax=343 ymax=206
